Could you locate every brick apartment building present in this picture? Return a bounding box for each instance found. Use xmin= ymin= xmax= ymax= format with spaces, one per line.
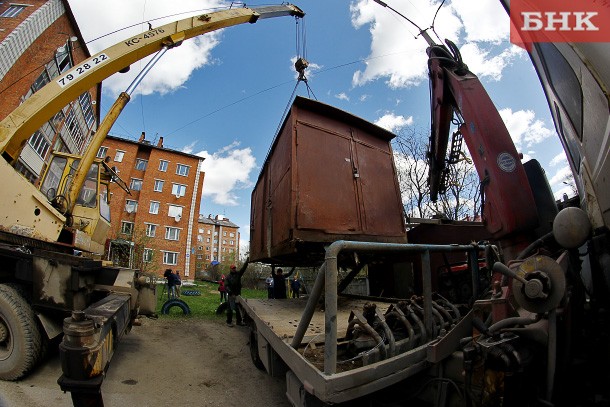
xmin=194 ymin=214 xmax=240 ymax=273
xmin=100 ymin=133 xmax=205 ymax=280
xmin=0 ymin=0 xmax=100 ymax=182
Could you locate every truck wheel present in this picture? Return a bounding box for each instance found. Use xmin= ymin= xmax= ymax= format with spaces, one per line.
xmin=160 ymin=299 xmax=191 ymax=315
xmin=249 ymin=323 xmax=265 ymax=371
xmin=0 ymin=284 xmax=42 ymax=380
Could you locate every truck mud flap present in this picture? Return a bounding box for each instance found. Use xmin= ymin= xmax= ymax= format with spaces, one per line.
xmin=57 ymin=293 xmax=132 ymax=407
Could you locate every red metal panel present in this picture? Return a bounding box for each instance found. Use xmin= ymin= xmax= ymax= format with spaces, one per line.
xmin=249 ymin=97 xmax=407 ymax=264
xmin=269 ymin=120 xmax=294 ymax=247
xmin=446 ymin=71 xmax=538 ymax=238
xmin=354 ymin=137 xmax=405 ymax=237
xmin=295 ymin=121 xmax=361 ymax=233
xmin=249 ymin=168 xmax=267 ymax=260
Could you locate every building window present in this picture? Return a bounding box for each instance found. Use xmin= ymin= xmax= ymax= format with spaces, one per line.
xmin=28 ymin=131 xmax=50 ymax=159
xmin=213 ymin=247 xmax=218 ymax=252
xmin=1 ymin=5 xmax=26 ymax=17
xmin=79 ymin=92 xmax=95 ymax=128
xmin=125 ymin=199 xmax=138 ymax=213
xmin=197 ymin=254 xmax=202 ymax=260
xmin=230 ymin=240 xmax=234 ymax=245
xmin=205 ymin=246 xmax=210 ymax=251
xmin=229 ymin=248 xmax=234 ymax=253
xmin=56 ymin=46 xmax=73 ymax=74
xmin=143 ymin=248 xmax=154 ymax=263
xmin=230 ymin=232 xmax=235 ymax=237
xmin=159 ymin=160 xmax=168 ymax=172
xmin=168 ymin=205 xmax=183 ymax=218
xmin=198 ymin=228 xmax=203 ymax=234
xmin=135 ymin=159 xmax=148 ymax=171
xmin=222 ymin=239 xmax=226 ymax=244
xmin=149 ymin=201 xmax=160 ymax=214
xmin=145 ymin=224 xmax=157 ymax=237
xmin=64 ymin=109 xmax=85 ymax=151
xmin=121 ymin=221 xmax=134 ymax=235
xmin=163 ymin=251 xmax=178 ymax=265
xmin=206 ymin=238 xmax=210 ymax=243
xmin=165 ymin=227 xmax=180 ymax=241
xmin=115 ymin=150 xmax=125 ymax=162
xmin=31 ymin=70 xmax=49 ymax=93
xmin=197 ymin=235 xmax=202 ymax=242
xmin=223 ymin=231 xmax=227 ymax=236
xmin=214 ymin=231 xmax=218 ymax=236
xmin=198 ymin=246 xmax=203 ymax=250
xmin=176 ymin=164 xmax=190 ymax=176
xmin=153 ymin=179 xmax=164 ymax=192
xmin=97 ymin=146 xmax=108 ymax=159
xmin=171 ymin=183 xmax=187 ymax=197
xmin=207 ymin=230 xmax=211 ymax=235
xmin=213 ymin=239 xmax=218 ymax=244
xmin=130 ymin=178 xmax=142 ymax=191
xmin=205 ymin=254 xmax=210 ymax=260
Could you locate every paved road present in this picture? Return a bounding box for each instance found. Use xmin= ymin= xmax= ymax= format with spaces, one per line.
xmin=0 ymin=317 xmax=291 ymax=407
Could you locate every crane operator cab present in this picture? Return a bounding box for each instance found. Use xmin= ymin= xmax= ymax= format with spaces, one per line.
xmin=39 ymin=152 xmax=118 ymax=255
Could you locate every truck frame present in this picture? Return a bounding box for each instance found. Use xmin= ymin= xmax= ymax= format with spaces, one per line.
xmin=238 ymin=2 xmax=610 ymax=406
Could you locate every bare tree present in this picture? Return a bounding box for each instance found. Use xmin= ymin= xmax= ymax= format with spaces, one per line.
xmin=392 ymin=128 xmax=480 ymax=221
xmin=436 ymin=158 xmax=481 ymax=220
xmin=393 ymin=128 xmax=433 ymax=219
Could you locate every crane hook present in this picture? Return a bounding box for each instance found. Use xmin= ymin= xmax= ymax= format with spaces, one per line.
xmin=294 ymin=57 xmax=309 ymax=82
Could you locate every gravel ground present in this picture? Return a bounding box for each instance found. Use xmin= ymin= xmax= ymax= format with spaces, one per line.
xmin=0 ymin=317 xmax=292 ymax=407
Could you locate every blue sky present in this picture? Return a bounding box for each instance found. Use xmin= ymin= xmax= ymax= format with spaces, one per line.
xmin=67 ymin=0 xmax=570 ymax=255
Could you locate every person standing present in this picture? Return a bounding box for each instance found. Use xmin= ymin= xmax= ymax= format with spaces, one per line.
xmin=265 ymin=273 xmax=274 ymax=299
xmin=226 ymin=261 xmax=248 ymax=327
xmin=218 ymin=275 xmax=227 ymax=303
xmin=163 ymin=268 xmax=177 ymax=299
xmin=290 ymin=276 xmax=301 ymax=298
xmin=174 ymin=270 xmax=182 ymax=298
xmin=272 ymin=267 xmax=294 ymax=299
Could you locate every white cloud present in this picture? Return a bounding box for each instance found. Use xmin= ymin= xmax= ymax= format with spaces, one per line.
xmin=360 ymin=94 xmax=370 ymax=102
xmin=68 ymin=0 xmax=227 ymax=97
xmin=449 ymin=0 xmax=509 ymax=43
xmin=350 ymin=0 xmax=462 ymax=88
xmin=548 ymin=164 xmax=576 ymax=199
xmin=335 ymin=92 xmax=350 ymax=101
xmin=549 ymin=151 xmax=567 ymax=167
xmin=182 ymin=140 xmax=198 ymax=154
xmin=528 ymin=148 xmax=574 ymax=200
xmin=548 ymin=165 xmax=573 ymax=186
xmin=459 ymin=43 xmax=521 ymax=81
xmin=349 ymin=0 xmax=521 ymax=88
xmin=195 ymin=142 xmax=256 ymax=206
xmin=498 ymin=108 xmax=554 ymax=150
xmin=375 ymin=113 xmax=413 ymax=132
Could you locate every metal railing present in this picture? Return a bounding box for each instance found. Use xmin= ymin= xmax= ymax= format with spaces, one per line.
xmin=291 ymin=240 xmax=483 ymax=374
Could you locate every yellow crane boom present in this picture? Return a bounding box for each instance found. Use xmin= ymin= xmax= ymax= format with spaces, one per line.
xmin=0 ymin=4 xmax=304 ymax=251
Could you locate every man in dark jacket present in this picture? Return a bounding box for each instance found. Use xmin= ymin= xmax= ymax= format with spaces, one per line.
xmin=163 ymin=268 xmax=178 ymax=299
xmin=226 ymin=260 xmax=248 ymax=327
xmin=272 ymin=267 xmax=294 ymax=299
xmin=290 ymin=276 xmax=301 ymax=298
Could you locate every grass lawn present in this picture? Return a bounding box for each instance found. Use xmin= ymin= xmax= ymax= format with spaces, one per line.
xmin=155 ymin=281 xmax=267 ymax=319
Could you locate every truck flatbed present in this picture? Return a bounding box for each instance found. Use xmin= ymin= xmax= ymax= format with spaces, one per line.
xmin=240 ymin=295 xmax=435 ymax=405
xmin=241 ymin=296 xmax=388 ymax=343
